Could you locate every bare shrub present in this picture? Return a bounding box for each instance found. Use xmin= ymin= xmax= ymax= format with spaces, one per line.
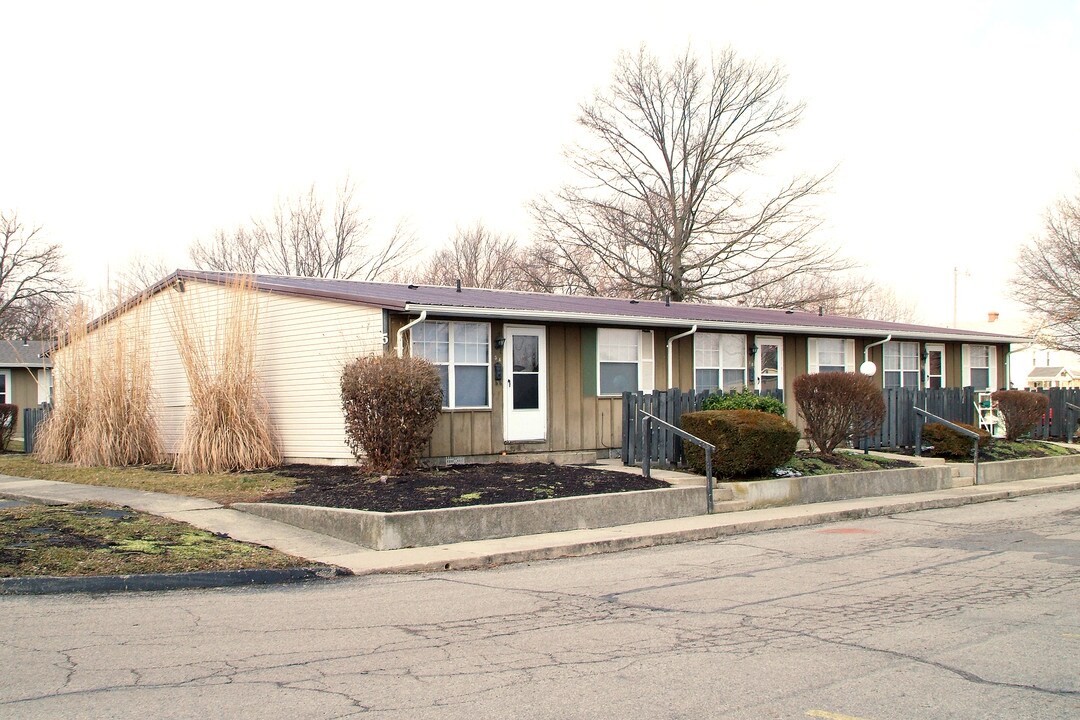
xmin=35 ymin=302 xmax=162 ymax=466
xmin=170 ymin=276 xmax=280 ymax=473
xmin=793 ymin=372 xmax=886 ymax=454
xmin=340 ymin=355 xmax=442 ymax=474
xmin=991 ymin=390 xmax=1049 ymax=441
xmin=0 ymin=404 xmax=17 ymax=451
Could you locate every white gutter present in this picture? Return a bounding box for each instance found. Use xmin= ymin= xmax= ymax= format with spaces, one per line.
xmin=666 ymin=325 xmax=698 ymax=388
xmin=401 ymin=304 xmax=1027 ymax=345
xmin=395 ymin=310 xmax=427 ymax=356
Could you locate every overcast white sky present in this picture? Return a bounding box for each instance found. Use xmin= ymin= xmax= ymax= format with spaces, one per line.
xmin=2 ymin=1 xmax=1078 ymax=330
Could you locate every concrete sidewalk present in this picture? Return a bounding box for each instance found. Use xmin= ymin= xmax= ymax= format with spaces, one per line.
xmin=2 ymin=472 xmax=1079 ymax=576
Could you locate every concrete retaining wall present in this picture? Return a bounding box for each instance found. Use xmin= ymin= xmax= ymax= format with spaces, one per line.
xmin=978 ymin=454 xmax=1080 ymax=484
xmin=234 ymin=486 xmax=706 ymax=550
xmin=721 ymin=465 xmax=965 ymax=509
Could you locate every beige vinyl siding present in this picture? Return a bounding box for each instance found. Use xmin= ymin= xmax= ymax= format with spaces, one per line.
xmin=73 ymin=279 xmax=384 ymax=462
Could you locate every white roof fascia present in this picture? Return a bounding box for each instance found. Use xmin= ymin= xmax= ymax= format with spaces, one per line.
xmin=402 ymin=304 xmax=1028 ymax=344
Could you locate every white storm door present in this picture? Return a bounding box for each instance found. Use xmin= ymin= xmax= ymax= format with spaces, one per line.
xmin=504 ymin=326 xmax=547 ymax=442
xmin=755 ymin=336 xmax=784 ymax=392
xmin=925 ymin=344 xmax=945 ymax=388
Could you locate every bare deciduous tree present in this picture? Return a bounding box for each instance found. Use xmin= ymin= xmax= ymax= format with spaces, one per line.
xmin=190 ymin=180 xmax=416 ymax=281
xmin=1013 ymin=184 xmax=1080 ymax=352
xmin=0 ymin=211 xmax=73 ymax=338
xmin=737 ymin=271 xmax=917 ymax=323
xmin=531 ymin=46 xmax=850 ymax=302
xmin=412 ymin=224 xmax=525 ymax=288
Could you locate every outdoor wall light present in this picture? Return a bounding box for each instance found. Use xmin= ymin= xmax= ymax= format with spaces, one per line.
xmin=494 ymin=337 xmax=505 ymax=349
xmin=748 ymin=344 xmax=758 ymax=357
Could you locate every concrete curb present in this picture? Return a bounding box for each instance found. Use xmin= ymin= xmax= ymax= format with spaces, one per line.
xmin=0 ymin=566 xmax=351 ymax=596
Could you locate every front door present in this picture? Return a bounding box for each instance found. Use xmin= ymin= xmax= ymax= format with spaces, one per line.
xmin=754 ymin=336 xmax=784 ymax=393
xmin=503 ymin=326 xmax=547 ymax=442
xmin=925 ymin=343 xmax=945 ymax=388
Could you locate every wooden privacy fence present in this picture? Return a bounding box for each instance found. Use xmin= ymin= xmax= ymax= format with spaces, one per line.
xmin=624 ymin=386 xmax=1080 ymax=468
xmin=22 ymin=403 xmax=50 ymax=454
xmin=622 ymin=388 xmax=784 ymax=468
xmin=860 ymin=387 xmax=976 ymax=450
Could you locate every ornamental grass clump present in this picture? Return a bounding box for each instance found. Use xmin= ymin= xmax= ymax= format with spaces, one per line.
xmin=170 ymin=276 xmax=280 ymax=474
xmin=990 ymin=390 xmax=1049 ymax=441
xmin=340 ymin=355 xmax=443 ymax=474
xmin=36 ymin=302 xmax=163 ymax=466
xmin=680 ymin=409 xmax=799 ymax=477
xmin=793 ymin=372 xmax=885 ymax=454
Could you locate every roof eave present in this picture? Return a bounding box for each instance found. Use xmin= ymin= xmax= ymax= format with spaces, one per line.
xmin=402 ymin=304 xmax=1029 ymax=344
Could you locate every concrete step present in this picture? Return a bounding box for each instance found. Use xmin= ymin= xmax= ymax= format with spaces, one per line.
xmin=712 ymin=484 xmax=735 ymax=502
xmin=711 ymin=499 xmax=751 ymax=514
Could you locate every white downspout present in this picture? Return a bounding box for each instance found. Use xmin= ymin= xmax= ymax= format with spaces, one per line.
xmin=666 ymin=325 xmax=698 ymax=389
xmin=861 ymin=334 xmax=892 ymax=375
xmin=395 ymin=311 xmax=428 ymax=356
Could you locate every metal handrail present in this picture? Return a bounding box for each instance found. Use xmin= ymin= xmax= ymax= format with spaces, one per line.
xmin=1065 ymin=403 xmax=1080 ymax=443
xmin=913 ymin=406 xmax=981 ymax=485
xmin=639 ymin=410 xmax=716 ymax=514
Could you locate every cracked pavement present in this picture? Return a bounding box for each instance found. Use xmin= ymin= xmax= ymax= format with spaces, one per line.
xmin=1 ymin=491 xmax=1077 ymax=719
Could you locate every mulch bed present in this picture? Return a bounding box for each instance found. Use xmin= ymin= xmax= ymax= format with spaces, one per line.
xmin=267 ymin=462 xmax=670 ymax=513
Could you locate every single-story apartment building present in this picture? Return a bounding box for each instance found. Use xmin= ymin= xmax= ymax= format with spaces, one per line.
xmin=69 ymin=270 xmax=1027 ymax=464
xmin=0 ymin=339 xmax=52 ymax=450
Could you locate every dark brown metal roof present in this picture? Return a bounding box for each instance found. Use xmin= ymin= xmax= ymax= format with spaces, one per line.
xmin=175 ymin=270 xmax=1027 ymax=343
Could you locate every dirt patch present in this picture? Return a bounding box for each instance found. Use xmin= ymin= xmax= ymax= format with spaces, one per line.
xmin=269 ymin=463 xmax=670 ymax=512
xmin=0 ymin=502 xmax=313 ymax=577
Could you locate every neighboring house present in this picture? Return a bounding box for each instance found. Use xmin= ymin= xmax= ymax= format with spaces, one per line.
xmin=1025 ymin=366 xmax=1080 ymax=389
xmin=67 ymin=270 xmax=1026 ymax=464
xmin=0 ymin=339 xmax=53 ymax=450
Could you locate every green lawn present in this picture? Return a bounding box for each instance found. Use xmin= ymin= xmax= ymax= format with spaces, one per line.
xmin=0 ymin=454 xmax=296 ymax=504
xmin=0 ymin=502 xmax=311 ymax=577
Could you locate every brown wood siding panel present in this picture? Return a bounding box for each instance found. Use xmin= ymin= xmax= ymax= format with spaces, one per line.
xmin=997 ymin=343 xmax=1009 ymax=390
xmin=10 ymin=368 xmax=38 ymax=437
xmin=548 ymin=325 xmax=568 ymax=451
xmin=945 ymin=341 xmax=963 ymax=387
xmin=564 ymin=326 xmax=584 ymax=450
xmin=450 ymin=412 xmax=472 ymax=456
xmin=429 ymin=415 xmax=452 ymax=457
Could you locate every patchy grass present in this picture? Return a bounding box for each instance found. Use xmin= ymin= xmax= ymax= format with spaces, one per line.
xmin=0 ymin=454 xmax=295 ymax=505
xmin=727 ymin=451 xmax=917 ymax=482
xmin=971 ymin=439 xmax=1077 ymax=462
xmin=0 ymin=502 xmax=310 ymax=577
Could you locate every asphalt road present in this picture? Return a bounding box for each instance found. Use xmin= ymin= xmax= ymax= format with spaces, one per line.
xmin=2 ymin=491 xmax=1078 ymax=720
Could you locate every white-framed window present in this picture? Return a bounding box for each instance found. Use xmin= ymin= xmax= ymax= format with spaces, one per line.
xmin=883 ymin=341 xmax=920 ymax=388
xmin=694 ymin=333 xmax=747 ymax=392
xmin=807 ymin=338 xmax=856 ymax=374
xmin=411 ymin=321 xmax=491 ymax=409
xmin=598 ymin=328 xmax=654 ymax=396
xmin=924 ymin=344 xmax=945 ymax=389
xmin=963 ymin=344 xmax=997 ymax=391
xmin=0 ymin=370 xmax=10 ymax=427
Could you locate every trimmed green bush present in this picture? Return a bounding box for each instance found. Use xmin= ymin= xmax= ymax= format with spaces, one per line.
xmin=701 ymin=388 xmax=786 ymax=417
xmin=341 ymin=355 xmax=443 ymax=474
xmin=681 ymin=409 xmax=799 ymax=477
xmin=793 ymin=372 xmax=886 ymax=454
xmin=991 ymin=390 xmax=1048 ymax=441
xmin=922 ymin=422 xmax=991 ymax=459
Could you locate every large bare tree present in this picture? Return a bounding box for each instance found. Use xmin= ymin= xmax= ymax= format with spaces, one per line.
xmin=1013 ymin=184 xmax=1080 ymax=352
xmin=737 ymin=271 xmax=917 ymax=323
xmin=531 ymin=46 xmax=849 ymax=302
xmin=0 ymin=211 xmax=72 ymax=338
xmin=413 ymin=224 xmax=525 ymax=289
xmin=190 ymin=180 xmax=416 ymax=280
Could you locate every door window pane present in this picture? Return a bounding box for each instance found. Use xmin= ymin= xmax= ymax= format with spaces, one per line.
xmin=759 ymin=345 xmax=779 ymax=375
xmin=513 ymin=336 xmax=539 ymax=372
xmin=512 ymin=374 xmax=540 ymax=410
